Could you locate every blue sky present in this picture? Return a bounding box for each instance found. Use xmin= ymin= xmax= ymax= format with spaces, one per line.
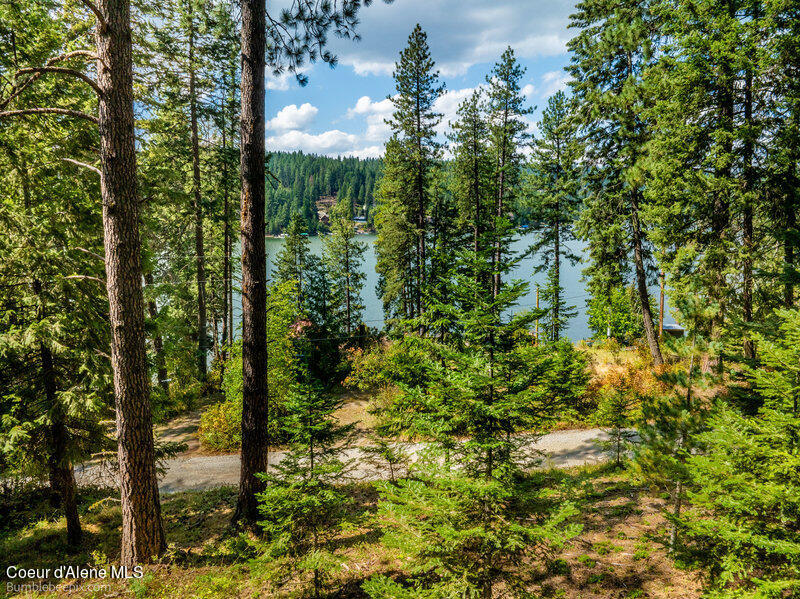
xmin=264 ymin=0 xmax=577 ymax=158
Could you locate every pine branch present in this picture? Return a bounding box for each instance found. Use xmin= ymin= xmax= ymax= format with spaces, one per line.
xmin=62 ymin=158 xmax=102 ymax=176
xmin=17 ymin=67 xmax=102 ymax=97
xmin=0 ymin=50 xmax=101 ymax=110
xmin=78 ymin=0 xmax=109 ymax=31
xmin=0 ymin=107 xmax=99 ymax=124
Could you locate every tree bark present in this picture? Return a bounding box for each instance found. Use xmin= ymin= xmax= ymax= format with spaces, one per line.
xmin=188 ymin=2 xmax=208 ymax=379
xmin=630 ymin=190 xmax=664 ymax=365
xmin=234 ymin=0 xmax=268 ymax=526
xmin=96 ymin=0 xmax=165 ymax=565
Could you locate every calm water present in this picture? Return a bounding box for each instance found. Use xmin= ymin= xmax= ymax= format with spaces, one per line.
xmin=230 ymin=233 xmax=672 ymax=342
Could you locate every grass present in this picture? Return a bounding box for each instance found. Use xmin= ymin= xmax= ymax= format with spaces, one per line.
xmin=1 ymin=464 xmax=702 ymax=599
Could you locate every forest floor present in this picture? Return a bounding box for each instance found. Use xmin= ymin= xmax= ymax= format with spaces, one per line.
xmin=1 ymin=464 xmax=702 ymax=599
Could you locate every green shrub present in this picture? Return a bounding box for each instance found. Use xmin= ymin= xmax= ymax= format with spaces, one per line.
xmin=198 ymin=399 xmax=241 ymax=451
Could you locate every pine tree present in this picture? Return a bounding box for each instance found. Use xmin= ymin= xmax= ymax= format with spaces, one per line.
xmin=323 ymin=196 xmax=367 ymax=335
xmin=486 ymin=47 xmax=532 ymax=301
xmin=595 ymin=372 xmax=640 ymax=468
xmin=677 ymin=308 xmax=800 ymax=596
xmin=568 ymin=0 xmax=664 ymax=365
xmin=450 ymin=89 xmax=493 ymax=297
xmin=633 ymin=296 xmax=715 ymax=552
xmin=236 ymin=0 xmax=388 ymax=525
xmin=643 ymin=0 xmax=769 ymax=368
xmin=256 ymin=357 xmax=355 ymax=597
xmin=375 ymin=136 xmax=416 ymax=321
xmin=364 ymin=186 xmax=579 ymax=598
xmin=527 ymin=91 xmax=582 ymax=341
xmin=765 ymin=1 xmax=800 ymax=309
xmin=274 ymin=213 xmax=314 ymax=309
xmin=0 ymin=6 xmax=109 ymax=546
xmin=376 ymin=25 xmax=444 ymax=322
xmin=0 ymin=0 xmax=167 ymax=564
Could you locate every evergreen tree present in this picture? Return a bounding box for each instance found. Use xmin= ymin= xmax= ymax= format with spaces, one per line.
xmin=365 ymin=191 xmax=578 ymax=598
xmin=595 ymin=372 xmax=640 ymax=469
xmin=0 ymin=4 xmax=110 ymax=546
xmin=677 ymin=308 xmax=800 ymax=596
xmin=643 ymin=0 xmax=769 ymax=367
xmin=0 ymin=0 xmax=168 ymax=563
xmin=450 ymin=90 xmax=494 ymax=296
xmin=568 ymin=0 xmax=664 ymax=364
xmin=274 ymin=213 xmax=314 ymax=308
xmin=765 ymin=1 xmax=800 ymax=310
xmin=375 ymin=25 xmax=444 ymax=322
xmin=527 ymin=91 xmax=582 ymax=341
xmin=235 ymin=0 xmax=388 ymax=525
xmin=486 ymin=47 xmax=532 ymax=300
xmin=256 ymin=356 xmax=355 ymax=597
xmin=634 ymin=296 xmax=715 ymax=552
xmin=323 ymin=196 xmax=367 ymax=335
xmin=375 ymin=136 xmax=416 ymax=321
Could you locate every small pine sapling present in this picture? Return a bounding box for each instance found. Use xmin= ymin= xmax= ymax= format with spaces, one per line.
xmin=256 ymin=380 xmax=356 ymax=597
xmin=595 ymin=371 xmax=641 ymax=469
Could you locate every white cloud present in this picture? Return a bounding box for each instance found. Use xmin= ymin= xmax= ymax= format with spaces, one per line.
xmin=347 ymin=95 xmax=394 ymax=142
xmin=522 ymin=83 xmax=535 ymax=98
xmin=433 ymin=86 xmax=485 ymax=134
xmin=539 ymin=70 xmax=570 ymax=99
xmin=330 ymin=0 xmax=576 ymax=78
xmin=267 ymin=103 xmax=319 ymax=132
xmin=342 ymin=145 xmax=385 ymax=159
xmin=267 ymin=129 xmax=361 ymax=155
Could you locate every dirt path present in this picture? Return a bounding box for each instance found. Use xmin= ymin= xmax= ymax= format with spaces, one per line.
xmin=76 ymin=428 xmax=612 ymax=493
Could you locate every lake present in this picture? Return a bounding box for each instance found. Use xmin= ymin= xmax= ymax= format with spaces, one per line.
xmin=230 ymin=233 xmax=673 ymax=342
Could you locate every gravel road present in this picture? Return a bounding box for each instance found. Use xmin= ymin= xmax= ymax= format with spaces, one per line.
xmin=76 ymin=428 xmax=611 ymax=494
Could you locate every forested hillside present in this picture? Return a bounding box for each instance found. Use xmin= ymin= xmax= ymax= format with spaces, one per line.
xmin=265 ymin=152 xmax=382 ymax=234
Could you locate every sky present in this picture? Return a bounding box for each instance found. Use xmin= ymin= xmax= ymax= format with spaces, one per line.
xmin=264 ymin=0 xmax=578 ymax=159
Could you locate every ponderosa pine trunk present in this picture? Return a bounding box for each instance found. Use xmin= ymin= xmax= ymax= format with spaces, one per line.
xmin=96 ymin=0 xmax=165 ymax=565
xmin=630 ymin=190 xmax=664 ymax=366
xmin=234 ymin=0 xmax=268 ymax=526
xmin=188 ymin=2 xmax=208 ymax=379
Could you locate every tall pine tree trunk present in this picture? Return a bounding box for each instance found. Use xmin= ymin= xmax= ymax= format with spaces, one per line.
xmin=234 ymin=0 xmax=268 ymax=526
xmin=630 ymin=190 xmax=663 ymax=365
xmin=188 ymin=4 xmax=208 ymax=379
xmin=96 ymin=0 xmax=165 ymax=565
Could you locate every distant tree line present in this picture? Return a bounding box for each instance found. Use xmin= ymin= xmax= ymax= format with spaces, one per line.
xmin=265 ymin=151 xmax=382 ymax=234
